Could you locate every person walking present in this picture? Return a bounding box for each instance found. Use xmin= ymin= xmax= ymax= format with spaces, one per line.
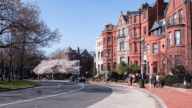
xmin=129 ymin=72 xmax=132 ymax=86
xmin=153 ymin=75 xmax=156 ymax=88
xmin=156 ymin=74 xmax=159 ymax=87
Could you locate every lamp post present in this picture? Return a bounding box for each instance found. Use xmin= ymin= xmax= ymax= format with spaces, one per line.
xmin=78 ymin=61 xmax=80 ymax=78
xmin=86 ymin=71 xmax=88 ymax=79
xmin=105 ymin=53 xmax=108 ymax=84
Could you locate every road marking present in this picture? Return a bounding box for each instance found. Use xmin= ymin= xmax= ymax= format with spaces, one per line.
xmin=0 ymin=83 xmax=84 ymax=107
xmin=58 ymin=83 xmax=61 ymax=87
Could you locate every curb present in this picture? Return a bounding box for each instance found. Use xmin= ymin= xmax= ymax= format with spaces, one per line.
xmin=89 ymin=82 xmax=167 ymax=108
xmin=0 ymin=83 xmax=41 ymax=92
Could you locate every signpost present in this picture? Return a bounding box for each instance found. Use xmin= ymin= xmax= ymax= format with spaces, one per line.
xmin=105 ymin=71 xmax=108 ymax=84
xmin=149 ymin=63 xmax=156 ymax=90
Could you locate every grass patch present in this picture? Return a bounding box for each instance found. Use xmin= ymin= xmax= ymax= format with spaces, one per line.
xmin=0 ymin=79 xmax=39 ymax=90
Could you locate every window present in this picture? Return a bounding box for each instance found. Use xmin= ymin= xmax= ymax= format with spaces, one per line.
xmin=101 ymin=51 xmax=103 ymax=57
xmin=135 ymin=43 xmax=138 ymax=52
xmin=98 ymin=52 xmax=100 ymax=58
xmin=143 ymin=27 xmax=146 ymax=36
xmin=130 ymin=17 xmax=132 ymax=24
xmin=134 ymin=61 xmax=138 ymax=65
xmin=153 ymin=43 xmax=158 ymax=54
xmin=135 ymin=15 xmax=137 ymax=23
xmin=143 ymin=12 xmax=146 ymax=21
xmin=123 ymin=28 xmax=125 ymax=36
xmin=118 ymin=30 xmax=120 ymax=37
xmin=131 ymin=61 xmax=132 ymax=65
xmin=99 ymin=42 xmax=101 ymax=46
xmin=173 ymin=0 xmax=175 ymax=8
xmin=121 ymin=20 xmax=122 ymax=24
xmin=162 ymin=25 xmax=165 ymax=33
xmin=114 ymin=36 xmax=116 ymax=43
xmin=98 ymin=65 xmax=100 ymax=73
xmin=135 ymin=29 xmax=138 ymax=37
xmin=153 ymin=62 xmax=158 ymax=73
xmin=108 ymin=63 xmax=111 ymax=70
xmin=131 ymin=30 xmax=132 ymax=37
xmin=175 ymin=30 xmax=182 ymax=45
xmin=104 ymin=50 xmax=106 ymax=56
xmin=108 ymin=49 xmax=111 ymax=57
xmin=120 ymin=57 xmax=124 ymax=62
xmin=120 ymin=42 xmax=124 ymax=51
xmin=147 ymin=44 xmax=150 ymax=55
xmin=168 ymin=17 xmax=171 ymax=26
xmin=169 ymin=32 xmax=171 ymax=46
xmin=114 ymin=49 xmax=116 ymax=57
xmin=65 ymin=54 xmax=68 ymax=59
xmin=104 ymin=63 xmax=106 ymax=71
xmin=108 ymin=37 xmax=111 ymax=44
xmin=131 ymin=44 xmax=132 ymax=53
xmin=173 ymin=13 xmax=176 ymax=25
xmin=101 ymin=64 xmax=103 ymax=71
xmin=179 ymin=9 xmax=183 ymax=23
xmin=104 ymin=38 xmax=106 ymax=45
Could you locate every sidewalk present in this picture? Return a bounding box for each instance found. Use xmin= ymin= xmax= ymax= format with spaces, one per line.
xmin=89 ymin=81 xmax=192 ymax=108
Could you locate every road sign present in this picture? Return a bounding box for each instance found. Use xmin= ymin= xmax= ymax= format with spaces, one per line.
xmin=105 ymin=71 xmax=108 ymax=76
xmin=141 ymin=62 xmax=147 ymax=64
xmin=151 ymin=63 xmax=156 ymax=66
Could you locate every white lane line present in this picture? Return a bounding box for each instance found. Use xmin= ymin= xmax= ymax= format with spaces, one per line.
xmin=58 ymin=83 xmax=61 ymax=87
xmin=0 ymin=84 xmax=84 ymax=107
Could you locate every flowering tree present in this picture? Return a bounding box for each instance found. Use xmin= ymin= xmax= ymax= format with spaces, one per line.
xmin=33 ymin=59 xmax=80 ymax=75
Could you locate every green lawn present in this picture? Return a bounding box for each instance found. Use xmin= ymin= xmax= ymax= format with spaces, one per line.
xmin=0 ymin=79 xmax=39 ymax=90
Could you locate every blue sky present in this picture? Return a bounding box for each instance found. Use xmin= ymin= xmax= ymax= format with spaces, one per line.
xmin=21 ymin=0 xmax=169 ymax=56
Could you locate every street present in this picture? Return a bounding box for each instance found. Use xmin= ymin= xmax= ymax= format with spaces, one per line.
xmin=0 ymin=80 xmax=157 ymax=108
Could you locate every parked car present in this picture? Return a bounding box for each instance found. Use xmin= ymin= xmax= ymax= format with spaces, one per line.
xmin=22 ymin=76 xmax=29 ymax=79
xmin=13 ymin=75 xmax=20 ymax=79
xmin=69 ymin=76 xmax=77 ymax=82
xmin=75 ymin=77 xmax=85 ymax=83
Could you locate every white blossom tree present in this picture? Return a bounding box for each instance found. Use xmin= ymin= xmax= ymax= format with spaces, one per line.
xmin=33 ymin=59 xmax=80 ymax=75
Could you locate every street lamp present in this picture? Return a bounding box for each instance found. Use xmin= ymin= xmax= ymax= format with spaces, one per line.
xmin=105 ymin=53 xmax=108 ymax=84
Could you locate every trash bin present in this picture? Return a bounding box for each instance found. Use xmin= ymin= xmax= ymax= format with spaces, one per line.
xmin=139 ymin=79 xmax=144 ymax=88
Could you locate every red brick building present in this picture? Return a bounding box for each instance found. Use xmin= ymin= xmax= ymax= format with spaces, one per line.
xmin=95 ymin=0 xmax=192 ymax=75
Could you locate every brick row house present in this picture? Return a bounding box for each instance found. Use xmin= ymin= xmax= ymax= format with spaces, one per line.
xmin=95 ymin=0 xmax=192 ymax=75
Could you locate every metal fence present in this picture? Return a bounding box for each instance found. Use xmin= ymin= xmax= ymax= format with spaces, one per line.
xmin=163 ymin=79 xmax=191 ymax=89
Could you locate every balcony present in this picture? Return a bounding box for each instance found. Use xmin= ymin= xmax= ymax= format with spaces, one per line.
xmin=97 ymin=57 xmax=103 ymax=61
xmin=166 ymin=17 xmax=185 ymax=28
xmin=117 ymin=34 xmax=125 ymax=38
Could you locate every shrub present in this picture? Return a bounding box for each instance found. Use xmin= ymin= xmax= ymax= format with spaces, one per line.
xmin=117 ymin=80 xmax=125 ymax=83
xmin=94 ymin=79 xmax=101 ymax=82
xmin=162 ymin=74 xmax=172 ymax=80
xmin=98 ymin=74 xmax=105 ymax=79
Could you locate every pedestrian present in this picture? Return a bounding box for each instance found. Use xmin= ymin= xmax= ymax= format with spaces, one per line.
xmin=153 ymin=75 xmax=156 ymax=88
xmin=132 ymin=73 xmax=135 ymax=84
xmin=129 ymin=72 xmax=132 ymax=86
xmin=156 ymin=74 xmax=159 ymax=87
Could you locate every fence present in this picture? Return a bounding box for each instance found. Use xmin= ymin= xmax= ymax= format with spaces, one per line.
xmin=163 ymin=79 xmax=191 ymax=89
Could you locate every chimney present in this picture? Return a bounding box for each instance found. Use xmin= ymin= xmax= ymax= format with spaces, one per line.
xmin=156 ymin=0 xmax=165 ymax=21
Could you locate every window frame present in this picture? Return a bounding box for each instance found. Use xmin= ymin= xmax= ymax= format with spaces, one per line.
xmin=108 ymin=37 xmax=111 ymax=45
xmin=153 ymin=43 xmax=158 ymax=54
xmin=147 ymin=44 xmax=150 ymax=55
xmin=174 ymin=30 xmax=182 ymax=45
xmin=120 ymin=57 xmax=124 ymax=62
xmin=153 ymin=62 xmax=158 ymax=73
xmin=179 ymin=9 xmax=183 ymax=23
xmin=108 ymin=49 xmax=111 ymax=57
xmin=114 ymin=48 xmax=116 ymax=57
xmin=135 ymin=29 xmax=138 ymax=37
xmin=135 ymin=15 xmax=137 ymax=23
xmin=108 ymin=63 xmax=111 ymax=70
xmin=104 ymin=38 xmax=106 ymax=45
xmin=120 ymin=42 xmax=124 ymax=51
xmin=173 ymin=13 xmax=176 ymax=25
xmin=169 ymin=32 xmax=171 ymax=46
xmin=114 ymin=36 xmax=116 ymax=43
xmin=135 ymin=43 xmax=138 ymax=52
xmin=143 ymin=12 xmax=146 ymax=21
xmin=143 ymin=27 xmax=146 ymax=36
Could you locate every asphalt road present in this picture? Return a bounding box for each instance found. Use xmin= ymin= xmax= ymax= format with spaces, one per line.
xmin=0 ymin=80 xmax=113 ymax=108
xmin=0 ymin=80 xmax=158 ymax=108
